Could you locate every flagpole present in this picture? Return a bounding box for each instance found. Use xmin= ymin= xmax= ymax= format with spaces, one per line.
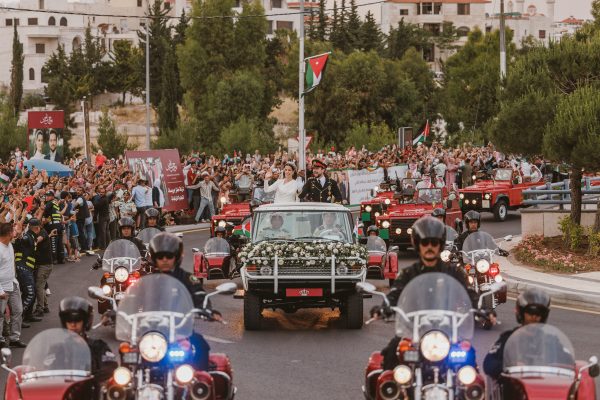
xmin=298 ymin=0 xmax=306 ymax=172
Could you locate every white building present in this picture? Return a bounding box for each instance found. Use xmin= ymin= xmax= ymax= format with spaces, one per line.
xmin=486 ymin=0 xmax=555 ymax=46
xmin=553 ymin=15 xmax=586 ymax=41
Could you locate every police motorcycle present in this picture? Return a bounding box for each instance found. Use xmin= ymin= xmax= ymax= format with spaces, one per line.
xmin=360 ymin=273 xmax=506 ymax=400
xmin=193 ymin=236 xmax=236 ymax=281
xmin=88 ymin=274 xmax=237 ymax=400
xmin=459 ymin=232 xmax=509 ymax=329
xmin=95 ymin=239 xmax=143 ymax=315
xmin=2 ymin=328 xmax=98 ymax=400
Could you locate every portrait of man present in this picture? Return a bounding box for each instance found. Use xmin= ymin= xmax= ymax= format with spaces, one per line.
xmin=44 ymin=129 xmax=63 ymax=162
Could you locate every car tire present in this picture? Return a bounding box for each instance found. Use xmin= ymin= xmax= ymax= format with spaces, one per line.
xmin=343 ymin=292 xmax=363 ymax=329
xmin=243 ymin=292 xmax=263 ymax=330
xmin=493 ymin=200 xmax=508 ymax=222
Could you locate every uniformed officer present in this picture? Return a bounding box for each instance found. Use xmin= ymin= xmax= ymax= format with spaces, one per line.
xmin=259 ymin=213 xmax=290 ymax=240
xmin=298 ymin=160 xmax=342 ymax=203
xmin=42 ymin=190 xmax=64 ymax=264
xmin=14 ymin=218 xmax=42 ymax=324
xmin=145 ymin=207 xmax=165 ymax=231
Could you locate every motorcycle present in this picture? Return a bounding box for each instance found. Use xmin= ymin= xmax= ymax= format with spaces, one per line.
xmin=359 ymin=273 xmax=506 ymax=400
xmin=492 ymin=323 xmax=598 ymax=400
xmin=95 ymin=239 xmax=143 ymax=315
xmin=88 ymin=274 xmax=237 ymax=400
xmin=460 ymin=231 xmax=508 ymax=329
xmin=2 ymin=328 xmax=98 ymax=399
xmin=364 ymin=235 xmax=399 ymax=287
xmin=193 ymin=237 xmax=236 ymax=280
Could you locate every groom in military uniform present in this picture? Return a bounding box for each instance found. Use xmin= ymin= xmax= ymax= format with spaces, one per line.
xmin=299 ymin=159 xmax=343 ymax=203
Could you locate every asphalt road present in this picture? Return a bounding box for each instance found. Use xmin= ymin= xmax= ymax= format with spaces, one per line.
xmin=3 ymin=210 xmax=599 ymax=398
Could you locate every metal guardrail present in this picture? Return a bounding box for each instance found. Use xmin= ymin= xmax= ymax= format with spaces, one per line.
xmin=523 ymin=177 xmax=600 ymax=208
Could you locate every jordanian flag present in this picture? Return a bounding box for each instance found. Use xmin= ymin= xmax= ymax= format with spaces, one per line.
xmin=413 ymin=120 xmax=430 ymax=145
xmin=304 ymin=52 xmax=330 ymax=94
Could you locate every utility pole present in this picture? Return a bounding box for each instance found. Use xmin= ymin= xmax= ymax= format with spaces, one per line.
xmin=298 ymin=0 xmax=306 ymax=172
xmin=145 ymin=18 xmax=151 ymax=150
xmin=499 ymin=0 xmax=507 ymax=79
xmin=82 ymin=96 xmax=91 ymax=162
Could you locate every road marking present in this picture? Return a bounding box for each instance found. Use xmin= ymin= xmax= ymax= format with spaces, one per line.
xmin=507 ymin=296 xmax=600 ymax=315
xmin=178 ymin=227 xmax=211 ymax=234
xmin=204 ymin=335 xmax=235 ymax=344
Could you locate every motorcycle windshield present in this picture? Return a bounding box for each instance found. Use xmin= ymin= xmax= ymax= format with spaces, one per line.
xmin=102 ymin=239 xmax=141 ymax=272
xmin=22 ymin=328 xmax=91 ymax=379
xmin=503 ymin=324 xmax=576 ymax=374
xmin=446 ymin=227 xmax=458 ymax=243
xmin=366 ymin=236 xmax=387 ymax=253
xmin=204 ymin=237 xmax=230 ymax=255
xmin=137 ymin=228 xmax=161 ymax=244
xmin=116 ymin=274 xmax=194 ymax=343
xmin=395 ymin=273 xmax=473 ymax=341
xmin=462 ymin=231 xmax=498 ymax=264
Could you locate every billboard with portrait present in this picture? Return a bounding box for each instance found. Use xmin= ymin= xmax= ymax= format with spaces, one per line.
xmin=27 ymin=111 xmax=65 ymax=162
xmin=125 ymin=149 xmax=188 ymax=212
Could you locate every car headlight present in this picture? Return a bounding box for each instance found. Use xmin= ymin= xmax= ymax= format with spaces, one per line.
xmin=472 ymin=199 xmax=477 ymax=205
xmin=113 ymin=366 xmax=132 ymax=386
xmin=218 ymin=220 xmax=226 ymax=228
xmin=465 ymin=199 xmax=470 ymax=205
xmin=395 ymin=228 xmax=401 ymax=234
xmin=457 ymin=365 xmax=477 ymax=385
xmin=484 ymin=193 xmax=491 ymax=200
xmin=476 ymin=259 xmax=490 ymax=273
xmin=260 ymin=266 xmax=272 ymax=275
xmin=374 ymin=212 xmax=380 ymax=217
xmin=175 ymin=364 xmax=195 ymax=384
xmin=365 ymin=205 xmax=372 ymax=212
xmin=139 ymin=333 xmax=168 ymax=362
xmin=472 ymin=175 xmax=476 ymax=181
xmin=336 ymin=265 xmax=348 ymax=275
xmin=382 ymin=221 xmax=390 ymax=229
xmin=459 ymin=193 xmax=465 ymax=199
xmin=220 ymin=196 xmax=227 ymax=203
xmin=407 ymin=228 xmax=412 ymax=235
xmin=384 ymin=199 xmax=391 ymax=205
xmin=393 ymin=365 xmax=412 ymax=385
xmin=114 ymin=267 xmax=129 ymax=283
xmin=420 ymin=331 xmax=450 ymax=362
xmin=441 ymin=250 xmax=451 ymax=262
xmin=373 ymin=186 xmax=379 ymax=192
xmin=102 ymin=284 xmax=112 ymax=295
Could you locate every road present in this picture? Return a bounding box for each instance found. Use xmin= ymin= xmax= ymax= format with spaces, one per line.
xmin=3 ymin=210 xmax=599 ymax=398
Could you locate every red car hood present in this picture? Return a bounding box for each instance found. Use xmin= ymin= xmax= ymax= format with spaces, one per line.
xmin=386 ymin=204 xmax=435 ymax=218
xmin=361 ymin=192 xmax=395 ymax=205
xmin=461 ymin=180 xmax=512 ymax=191
xmin=217 ymin=204 xmax=251 ymax=218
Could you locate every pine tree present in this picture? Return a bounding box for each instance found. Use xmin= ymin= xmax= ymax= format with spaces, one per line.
xmin=307 ymin=9 xmax=317 ymax=40
xmin=346 ymin=0 xmax=362 ymax=50
xmin=173 ymin=9 xmax=189 ymax=46
xmin=109 ymin=40 xmax=143 ymax=104
xmin=158 ymin=40 xmax=179 ymax=132
xmin=96 ymin=108 xmax=131 ymax=159
xmin=359 ymin=11 xmax=382 ymax=52
xmin=329 ymin=1 xmax=340 ymax=46
xmin=317 ymin=0 xmax=327 ymax=41
xmin=9 ymin=24 xmax=23 ymax=116
xmin=82 ymin=24 xmax=106 ymax=105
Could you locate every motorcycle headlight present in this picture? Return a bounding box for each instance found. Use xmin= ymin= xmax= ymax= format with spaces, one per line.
xmin=175 ymin=364 xmax=195 ymax=384
xmin=384 ymin=199 xmax=391 ymax=205
xmin=114 ymin=267 xmax=129 ymax=283
xmin=365 ymin=205 xmax=372 ymax=212
xmin=113 ymin=366 xmax=132 ymax=386
xmin=102 ymin=284 xmax=112 ymax=295
xmin=139 ymin=333 xmax=167 ymax=362
xmin=476 ymin=259 xmax=490 ymax=273
xmin=382 ymin=221 xmax=390 ymax=229
xmin=441 ymin=250 xmax=451 ymax=262
xmin=494 ymin=274 xmax=503 ymax=283
xmin=218 ymin=220 xmax=227 ymax=228
xmin=393 ymin=365 xmax=412 ymax=385
xmin=457 ymin=365 xmax=477 ymax=385
xmin=420 ymin=331 xmax=450 ymax=362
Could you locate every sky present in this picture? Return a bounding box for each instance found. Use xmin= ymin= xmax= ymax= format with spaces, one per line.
xmin=487 ymin=0 xmax=592 ymax=21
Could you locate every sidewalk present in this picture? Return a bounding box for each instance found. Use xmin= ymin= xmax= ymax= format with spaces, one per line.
xmin=501 ymin=236 xmax=600 ymax=310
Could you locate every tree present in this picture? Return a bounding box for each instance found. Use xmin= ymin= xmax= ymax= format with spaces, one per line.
xmin=359 ymin=11 xmax=382 ymax=52
xmin=158 ymin=40 xmax=179 ymax=131
xmin=386 ymin=19 xmax=431 ymax=59
xmin=82 ymin=24 xmax=107 ymax=105
xmin=316 ymin=0 xmax=327 ymax=41
xmin=96 ymin=108 xmax=132 ymax=159
xmin=9 ymin=24 xmax=23 ymax=116
xmin=344 ymin=122 xmax=396 ymax=151
xmin=0 ymin=95 xmax=26 ymax=160
xmin=219 ymin=116 xmax=276 ymax=154
xmin=152 ymin=119 xmax=198 ymax=154
xmin=233 ymin=0 xmax=268 ymax=70
xmin=346 ymin=0 xmax=361 ymax=51
xmin=109 ymin=40 xmax=143 ymax=104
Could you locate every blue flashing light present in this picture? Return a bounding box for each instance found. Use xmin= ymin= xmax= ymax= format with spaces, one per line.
xmin=169 ymin=349 xmax=186 ymax=362
xmin=448 ymin=347 xmax=468 ymax=364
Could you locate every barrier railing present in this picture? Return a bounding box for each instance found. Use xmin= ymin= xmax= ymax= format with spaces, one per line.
xmin=523 ymin=177 xmax=600 ymax=208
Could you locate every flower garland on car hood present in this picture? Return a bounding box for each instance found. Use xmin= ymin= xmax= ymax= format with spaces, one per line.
xmin=238 ymin=241 xmax=368 ymax=266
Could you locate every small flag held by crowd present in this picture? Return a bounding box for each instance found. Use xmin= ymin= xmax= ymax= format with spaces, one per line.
xmin=413 ymin=120 xmax=430 ymax=145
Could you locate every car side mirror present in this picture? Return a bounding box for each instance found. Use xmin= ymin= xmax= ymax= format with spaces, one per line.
xmin=503 ymin=235 xmax=513 ymax=242
xmin=215 ymin=282 xmax=237 ymax=295
xmin=1 ymin=348 xmax=12 ymax=365
xmin=356 ymin=282 xmax=376 ymax=293
xmin=389 ymin=246 xmax=399 ymax=253
xmin=359 ymin=237 xmax=368 ymax=245
xmin=192 ymin=247 xmax=200 ymax=253
xmin=589 ymin=357 xmax=600 ymax=378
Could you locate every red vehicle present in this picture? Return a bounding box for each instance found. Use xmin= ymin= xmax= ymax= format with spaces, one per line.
xmin=459 ymin=167 xmax=543 ymax=222
xmin=376 ymin=187 xmax=461 ymax=250
xmin=360 ymin=179 xmax=423 ymax=231
xmin=3 ymin=328 xmax=97 ymax=399
xmin=363 ymin=236 xmax=399 ymax=287
xmin=211 ymin=203 xmax=252 ymax=237
xmin=193 ymin=237 xmax=235 ymax=280
xmin=492 ymin=323 xmax=598 ymax=400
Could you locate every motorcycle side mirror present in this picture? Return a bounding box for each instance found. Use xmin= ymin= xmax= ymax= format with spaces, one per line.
xmin=215 ymin=282 xmax=237 ymax=295
xmin=356 ymin=282 xmax=377 ymax=293
xmin=176 ymin=233 xmax=184 ymax=238
xmin=446 ymin=200 xmax=453 ymax=209
xmin=192 ymin=248 xmax=200 ymax=253
xmin=389 ymin=246 xmax=399 ymax=253
xmin=585 ymin=356 xmax=600 ymax=378
xmin=358 ymin=237 xmax=368 ymax=245
xmin=1 ymin=348 xmax=12 ymax=365
xmin=503 ymin=235 xmax=513 ymax=242
xmin=88 ymin=286 xmax=109 ymax=301
xmin=455 ymin=218 xmax=463 ymax=233
xmin=97 ymin=254 xmax=102 ymax=261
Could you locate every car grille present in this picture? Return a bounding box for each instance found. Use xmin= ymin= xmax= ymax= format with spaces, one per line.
xmin=246 ymin=261 xmax=363 ymax=276
xmin=390 ymin=218 xmax=417 ymax=235
xmin=462 ymin=193 xmax=482 ymax=210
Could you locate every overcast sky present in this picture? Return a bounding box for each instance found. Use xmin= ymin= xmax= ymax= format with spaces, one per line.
xmin=487 ymin=0 xmax=593 ymax=20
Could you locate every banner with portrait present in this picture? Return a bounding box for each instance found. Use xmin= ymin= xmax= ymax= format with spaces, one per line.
xmin=27 ymin=111 xmax=65 ymax=163
xmin=330 ymin=165 xmax=408 ymax=205
xmin=125 ymin=149 xmax=188 ymax=212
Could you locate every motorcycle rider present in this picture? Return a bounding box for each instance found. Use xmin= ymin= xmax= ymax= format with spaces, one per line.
xmin=366 ymin=225 xmax=379 ymax=237
xmin=92 ymin=217 xmax=145 ymax=270
xmin=483 ymin=288 xmax=551 ymax=379
xmin=144 ymin=207 xmax=164 ymax=231
xmin=58 ymin=296 xmax=117 ymax=384
xmin=455 ymin=210 xmax=481 ymax=251
xmin=371 ymin=216 xmax=475 ymax=371
xmin=148 ymin=232 xmax=219 ymax=370
xmin=214 ymin=225 xmax=227 ymax=239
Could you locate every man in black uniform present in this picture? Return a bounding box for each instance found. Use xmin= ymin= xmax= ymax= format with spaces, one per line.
xmin=148 ymin=232 xmax=219 ymax=370
xmin=371 ymin=217 xmax=473 ymax=371
xmin=145 ymin=208 xmax=165 ymax=231
xmin=298 ymin=159 xmax=342 ymax=203
xmin=42 ymin=190 xmax=65 ymax=264
xmin=59 ymin=296 xmax=117 ymax=384
xmin=455 ymin=210 xmax=481 ymax=251
xmin=483 ymin=288 xmax=551 ymax=379
xmin=93 ymin=217 xmax=146 ymax=270
xmin=14 ymin=219 xmax=42 ymax=325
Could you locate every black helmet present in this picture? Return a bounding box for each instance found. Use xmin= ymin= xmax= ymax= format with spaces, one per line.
xmin=464 ymin=210 xmax=481 ymax=229
xmin=411 ymin=216 xmax=446 ymax=248
xmin=145 ymin=208 xmax=160 ymax=219
xmin=516 ymin=288 xmax=551 ymax=324
xmin=432 ymin=208 xmax=446 ymax=219
xmin=215 ymin=226 xmax=226 ymax=235
xmin=366 ymin=225 xmax=379 ymax=235
xmin=149 ymin=232 xmax=183 ymax=269
xmin=118 ymin=217 xmax=135 ymax=229
xmin=59 ymin=296 xmax=94 ymax=331
xmin=249 ymin=199 xmax=261 ymax=212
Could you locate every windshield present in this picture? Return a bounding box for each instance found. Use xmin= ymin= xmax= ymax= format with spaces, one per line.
xmin=446 ymin=226 xmax=458 ymax=243
xmin=137 ymin=228 xmax=161 ymax=244
xmin=504 ymin=324 xmax=575 ymax=374
xmin=367 ymin=236 xmax=387 ymax=253
xmin=252 ymin=210 xmax=353 ymax=243
xmin=462 ymin=231 xmax=497 ymax=263
xmin=21 ymin=328 xmax=91 ymax=380
xmin=253 ymin=186 xmax=275 ymax=203
xmin=494 ymin=169 xmax=512 ymax=181
xmin=204 ymin=237 xmax=230 ymax=255
xmin=103 ymin=239 xmax=141 ymax=271
xmin=116 ymin=274 xmax=194 ymax=343
xmin=395 ymin=272 xmax=473 ymax=341
xmin=416 ymin=188 xmax=443 ymax=204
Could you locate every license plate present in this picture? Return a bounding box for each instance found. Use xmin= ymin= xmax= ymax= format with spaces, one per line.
xmin=106 ymin=277 xmax=114 ymax=283
xmin=285 ymin=288 xmax=323 ymax=297
xmin=122 ymin=353 xmax=137 ymax=364
xmin=482 ymin=200 xmax=490 ymax=209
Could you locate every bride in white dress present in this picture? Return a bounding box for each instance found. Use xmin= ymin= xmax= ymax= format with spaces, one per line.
xmin=264 ymin=163 xmax=302 ymax=203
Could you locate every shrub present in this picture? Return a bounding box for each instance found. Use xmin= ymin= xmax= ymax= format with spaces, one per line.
xmin=558 ymin=215 xmax=584 ymax=250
